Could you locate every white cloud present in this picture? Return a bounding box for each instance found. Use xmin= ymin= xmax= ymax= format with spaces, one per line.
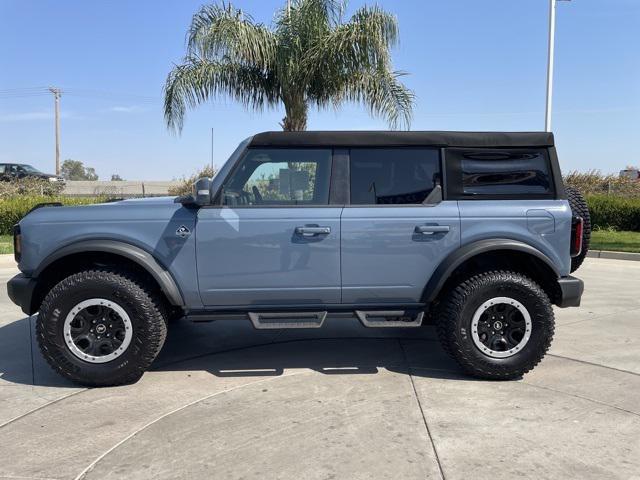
xmin=0 ymin=111 xmax=51 ymax=122
xmin=0 ymin=111 xmax=76 ymax=122
xmin=106 ymin=105 xmax=144 ymax=113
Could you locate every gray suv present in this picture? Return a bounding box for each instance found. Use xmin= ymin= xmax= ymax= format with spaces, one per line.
xmin=7 ymin=131 xmax=589 ymax=386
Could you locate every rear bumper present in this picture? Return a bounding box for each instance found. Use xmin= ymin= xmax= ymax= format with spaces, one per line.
xmin=556 ymin=275 xmax=584 ymax=308
xmin=7 ymin=273 xmax=37 ymax=315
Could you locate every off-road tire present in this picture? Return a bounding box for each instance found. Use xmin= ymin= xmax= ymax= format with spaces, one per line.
xmin=436 ymin=271 xmax=554 ymax=380
xmin=566 ymin=186 xmax=591 ymax=272
xmin=36 ymin=269 xmax=167 ymax=387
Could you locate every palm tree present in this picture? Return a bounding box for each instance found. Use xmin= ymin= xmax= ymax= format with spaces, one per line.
xmin=164 ymin=0 xmax=414 ymax=132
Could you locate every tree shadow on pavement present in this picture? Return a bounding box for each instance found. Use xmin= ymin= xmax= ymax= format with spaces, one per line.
xmin=0 ymin=315 xmax=482 ymax=388
xmin=152 ymin=318 xmax=477 ymax=382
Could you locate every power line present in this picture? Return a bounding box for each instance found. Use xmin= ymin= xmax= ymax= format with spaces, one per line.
xmin=0 ymin=86 xmax=160 ymax=102
xmin=0 ymin=93 xmax=51 ymax=99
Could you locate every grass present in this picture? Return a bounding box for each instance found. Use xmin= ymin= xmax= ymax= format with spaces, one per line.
xmin=0 ymin=235 xmax=12 ymax=255
xmin=591 ymin=230 xmax=640 ymax=253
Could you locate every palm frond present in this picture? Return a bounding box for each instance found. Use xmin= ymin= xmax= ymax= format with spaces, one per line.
xmin=335 ymin=68 xmax=415 ymax=130
xmin=164 ymin=56 xmax=278 ymax=132
xmin=188 ymin=3 xmax=276 ymax=70
xmin=305 ymin=5 xmax=399 ymax=77
xmin=166 ymin=0 xmax=414 ymax=132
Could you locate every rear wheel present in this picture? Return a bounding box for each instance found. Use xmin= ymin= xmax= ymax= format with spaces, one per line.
xmin=37 ymin=269 xmax=167 ymax=386
xmin=566 ymin=186 xmax=591 ymax=272
xmin=436 ymin=271 xmax=554 ymax=380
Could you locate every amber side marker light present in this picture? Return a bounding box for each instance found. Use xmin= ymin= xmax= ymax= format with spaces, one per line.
xmin=13 ymin=224 xmax=21 ymax=263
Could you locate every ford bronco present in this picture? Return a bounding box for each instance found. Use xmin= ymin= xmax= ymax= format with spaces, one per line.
xmin=7 ymin=131 xmax=589 ymax=386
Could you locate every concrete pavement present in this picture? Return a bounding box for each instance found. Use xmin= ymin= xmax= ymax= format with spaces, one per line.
xmin=0 ymin=257 xmax=638 ymax=479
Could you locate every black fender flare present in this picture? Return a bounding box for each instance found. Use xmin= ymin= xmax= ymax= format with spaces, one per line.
xmin=34 ymin=240 xmax=184 ymax=306
xmin=422 ymin=239 xmax=560 ymax=303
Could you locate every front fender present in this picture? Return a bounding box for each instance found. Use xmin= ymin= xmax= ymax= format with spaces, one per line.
xmin=33 ymin=239 xmax=184 ymax=307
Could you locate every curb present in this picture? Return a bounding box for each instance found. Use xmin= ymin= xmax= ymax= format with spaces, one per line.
xmin=587 ymin=250 xmax=640 ymax=262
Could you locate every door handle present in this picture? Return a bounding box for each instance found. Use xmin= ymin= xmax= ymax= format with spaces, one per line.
xmin=295 ymin=226 xmax=331 ymax=236
xmin=415 ymin=225 xmax=450 ymax=235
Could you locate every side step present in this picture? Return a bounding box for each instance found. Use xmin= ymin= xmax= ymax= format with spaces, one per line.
xmin=248 ymin=311 xmax=327 ymax=329
xmin=355 ymin=310 xmax=424 ymax=328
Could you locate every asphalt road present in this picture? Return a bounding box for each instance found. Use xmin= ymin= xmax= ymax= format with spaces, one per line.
xmin=0 ymin=256 xmax=638 ymax=480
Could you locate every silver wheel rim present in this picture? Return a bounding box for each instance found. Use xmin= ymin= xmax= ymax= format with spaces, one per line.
xmin=63 ymin=298 xmax=133 ymax=363
xmin=471 ymin=296 xmax=532 ymax=358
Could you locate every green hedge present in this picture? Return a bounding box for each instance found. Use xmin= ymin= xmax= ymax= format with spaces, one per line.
xmin=0 ymin=178 xmax=65 ymax=197
xmin=0 ymin=196 xmax=105 ymax=235
xmin=587 ymin=195 xmax=640 ymax=232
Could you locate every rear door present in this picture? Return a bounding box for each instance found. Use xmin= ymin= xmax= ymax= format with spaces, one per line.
xmin=340 ymin=148 xmax=460 ymax=304
xmin=196 ymin=148 xmax=342 ymax=306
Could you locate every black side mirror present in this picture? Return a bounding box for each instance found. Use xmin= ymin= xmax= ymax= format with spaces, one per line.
xmin=193 ymin=177 xmax=212 ymax=205
xmin=177 ymin=177 xmax=212 ymax=207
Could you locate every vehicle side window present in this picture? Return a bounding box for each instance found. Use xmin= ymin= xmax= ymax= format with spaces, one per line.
xmin=222 ymin=148 xmax=332 ymax=206
xmin=446 ymin=148 xmax=554 ymax=198
xmin=349 ymin=148 xmax=441 ymax=205
xmin=0 ymin=164 xmax=5 ymax=174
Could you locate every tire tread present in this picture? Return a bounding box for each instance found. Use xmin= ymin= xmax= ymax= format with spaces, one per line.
xmin=436 ymin=270 xmax=555 ymax=380
xmin=36 ymin=268 xmax=167 ymax=387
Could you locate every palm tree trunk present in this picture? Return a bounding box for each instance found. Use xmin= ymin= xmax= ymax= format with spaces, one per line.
xmin=280 ymin=97 xmax=308 ymax=131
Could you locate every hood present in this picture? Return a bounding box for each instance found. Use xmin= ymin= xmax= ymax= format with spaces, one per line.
xmin=105 ymin=196 xmax=178 ymax=206
xmin=20 ymin=196 xmax=182 ymax=226
xmin=33 ymin=172 xmax=61 ymax=180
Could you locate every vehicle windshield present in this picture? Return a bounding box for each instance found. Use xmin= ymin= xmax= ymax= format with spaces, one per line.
xmin=20 ymin=164 xmax=43 ymax=173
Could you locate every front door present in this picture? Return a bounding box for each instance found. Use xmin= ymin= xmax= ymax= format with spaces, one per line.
xmin=196 ymin=148 xmax=341 ymax=307
xmin=340 ymin=148 xmax=461 ymax=304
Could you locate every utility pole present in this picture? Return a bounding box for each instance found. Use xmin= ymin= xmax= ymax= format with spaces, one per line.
xmin=49 ymin=87 xmax=62 ymax=174
xmin=210 ymin=127 xmax=214 ymax=173
xmin=545 ymin=0 xmax=570 ymax=132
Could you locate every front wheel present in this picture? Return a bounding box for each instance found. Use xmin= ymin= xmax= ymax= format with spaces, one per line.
xmin=36 ymin=269 xmax=167 ymax=387
xmin=436 ymin=271 xmax=554 ymax=380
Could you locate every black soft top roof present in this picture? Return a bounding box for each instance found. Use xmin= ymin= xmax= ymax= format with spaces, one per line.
xmin=249 ymin=131 xmax=554 ymax=148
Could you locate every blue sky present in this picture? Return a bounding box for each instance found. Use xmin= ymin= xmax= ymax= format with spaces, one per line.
xmin=1 ymin=0 xmax=638 ymax=180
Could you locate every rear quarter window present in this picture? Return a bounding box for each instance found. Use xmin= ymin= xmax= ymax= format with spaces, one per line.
xmin=446 ymin=148 xmax=554 ymax=199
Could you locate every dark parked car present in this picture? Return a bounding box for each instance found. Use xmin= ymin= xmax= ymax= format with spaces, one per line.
xmin=0 ymin=163 xmax=64 ymax=182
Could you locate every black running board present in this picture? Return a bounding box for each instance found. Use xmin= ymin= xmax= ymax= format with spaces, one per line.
xmin=186 ymin=307 xmax=425 ymax=329
xmin=355 ymin=310 xmax=424 ymax=328
xmin=248 ymin=311 xmax=327 ymax=329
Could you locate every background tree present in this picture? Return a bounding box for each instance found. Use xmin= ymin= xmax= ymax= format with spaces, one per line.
xmin=169 ymin=164 xmax=217 ymax=196
xmin=110 ymin=174 xmax=125 ymax=181
xmin=60 ymin=159 xmax=99 ymax=181
xmin=164 ymin=0 xmax=414 ymax=132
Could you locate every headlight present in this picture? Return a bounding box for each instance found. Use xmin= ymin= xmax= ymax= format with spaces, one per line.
xmin=13 ymin=224 xmax=21 ymax=263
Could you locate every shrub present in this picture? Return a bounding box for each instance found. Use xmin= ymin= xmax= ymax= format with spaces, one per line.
xmin=169 ymin=165 xmax=217 ymax=197
xmin=587 ymin=195 xmax=640 ymax=232
xmin=0 ymin=178 xmax=65 ymax=198
xmin=0 ymin=196 xmax=106 ymax=235
xmin=564 ymin=170 xmax=640 ymax=198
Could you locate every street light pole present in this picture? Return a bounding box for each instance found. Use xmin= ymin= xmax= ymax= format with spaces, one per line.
xmin=544 ymin=0 xmax=556 ymax=132
xmin=545 ymin=0 xmax=570 ymax=133
xmin=211 ymin=127 xmax=219 ymax=175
